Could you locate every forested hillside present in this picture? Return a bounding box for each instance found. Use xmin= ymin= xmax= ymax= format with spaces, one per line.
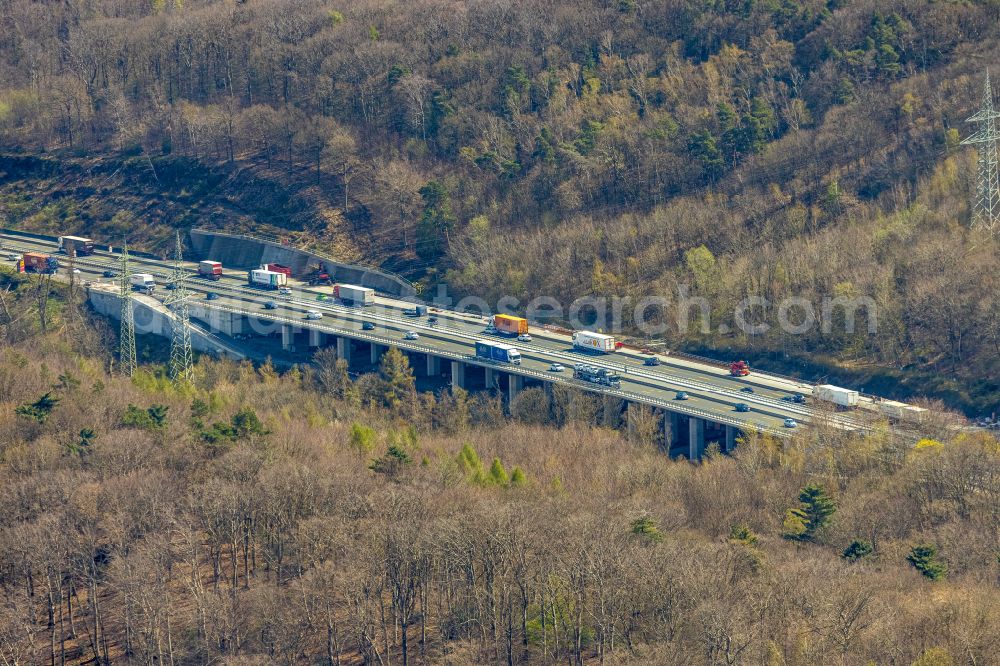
xmin=1 ymin=268 xmax=998 ymax=665
xmin=1 ymin=0 xmax=998 ymax=405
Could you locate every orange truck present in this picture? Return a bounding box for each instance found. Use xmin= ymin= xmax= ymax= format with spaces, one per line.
xmin=491 ymin=314 xmax=528 ymax=336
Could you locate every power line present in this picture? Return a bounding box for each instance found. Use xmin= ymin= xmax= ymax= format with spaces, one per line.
xmin=961 ymin=69 xmax=1000 ymax=237
xmin=167 ymin=230 xmax=194 ymax=382
xmin=118 ymin=240 xmax=137 ymax=377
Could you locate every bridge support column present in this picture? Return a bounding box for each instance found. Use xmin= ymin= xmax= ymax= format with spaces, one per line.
xmin=308 ymin=328 xmax=325 ymax=348
xmin=281 ymin=324 xmax=293 ymax=352
xmin=725 ymin=425 xmax=738 ymax=453
xmin=337 ymin=337 xmax=351 ymax=363
xmin=689 ymin=417 xmax=705 ymax=461
xmin=507 ymin=374 xmax=522 ymax=406
xmin=451 ymin=361 xmax=466 ymax=389
xmin=370 ymin=343 xmax=383 ymax=365
xmin=664 ymin=411 xmax=680 ymax=448
xmin=426 ymin=354 xmax=440 ymax=378
xmin=484 ymin=367 xmax=496 ymax=389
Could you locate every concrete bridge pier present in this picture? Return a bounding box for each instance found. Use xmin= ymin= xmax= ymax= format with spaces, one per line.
xmin=663 ymin=411 xmax=681 ymax=449
xmin=484 ymin=367 xmax=497 ymax=389
xmin=426 ymin=354 xmax=440 ymax=378
xmin=689 ymin=417 xmax=705 ymax=461
xmin=337 ymin=337 xmax=351 ymax=364
xmin=281 ymin=324 xmax=293 ymax=352
xmin=451 ymin=360 xmax=466 ymax=389
xmin=725 ymin=425 xmax=738 ymax=453
xmin=507 ymin=374 xmax=523 ymax=406
xmin=309 ymin=328 xmax=325 ymax=348
xmin=370 ymin=343 xmax=384 ymax=365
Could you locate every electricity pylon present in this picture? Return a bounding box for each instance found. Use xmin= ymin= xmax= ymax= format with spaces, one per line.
xmin=167 ymin=230 xmax=194 ymax=382
xmin=118 ymin=241 xmax=137 ymax=377
xmin=961 ymin=69 xmax=1000 ymax=236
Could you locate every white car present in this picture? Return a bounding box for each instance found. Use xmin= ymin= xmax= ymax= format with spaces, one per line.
xmin=517 ymin=333 xmax=532 ymax=342
xmin=278 ymin=287 xmax=292 ymax=296
xmin=549 ymin=363 xmax=565 ymax=372
xmin=783 ymin=418 xmax=798 ymax=428
xmin=6 ymin=253 xmax=22 ymax=261
xmin=305 ymin=310 xmax=323 ymax=320
xmin=404 ymin=330 xmax=419 ymax=340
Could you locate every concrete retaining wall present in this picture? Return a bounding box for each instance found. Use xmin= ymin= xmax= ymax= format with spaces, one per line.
xmin=189 ymin=229 xmax=415 ymax=298
xmin=88 ymin=288 xmax=243 ymax=358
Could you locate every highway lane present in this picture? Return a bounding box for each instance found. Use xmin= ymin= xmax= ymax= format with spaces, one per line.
xmin=0 ymin=233 xmax=855 ymax=433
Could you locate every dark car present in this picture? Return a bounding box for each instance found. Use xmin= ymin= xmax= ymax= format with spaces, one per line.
xmin=675 ymin=391 xmax=689 ymax=401
xmin=643 ymin=356 xmax=660 ymax=366
xmin=428 ymin=316 xmax=438 ymax=325
xmin=740 ymin=386 xmax=754 ymax=393
xmin=735 ymin=403 xmax=751 ymax=412
xmin=792 ymin=393 xmax=806 ymax=404
xmin=103 ymin=270 xmax=117 ymax=278
xmin=264 ymin=300 xmax=278 ymax=310
xmin=206 ymin=292 xmax=219 ymax=300
xmin=165 ymin=282 xmax=178 ymax=290
xmin=362 ymin=321 xmax=376 ymax=331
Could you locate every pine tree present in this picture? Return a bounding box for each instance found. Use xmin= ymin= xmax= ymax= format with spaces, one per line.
xmin=907 ymin=544 xmax=947 ymax=580
xmin=378 ymin=347 xmax=416 ymax=408
xmin=784 ymin=483 xmax=836 ymax=541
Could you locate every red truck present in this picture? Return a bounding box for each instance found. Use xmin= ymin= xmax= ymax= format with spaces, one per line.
xmin=730 ymin=360 xmax=750 ymax=377
xmin=198 ymin=260 xmax=223 ymax=281
xmin=264 ymin=263 xmax=292 ymax=277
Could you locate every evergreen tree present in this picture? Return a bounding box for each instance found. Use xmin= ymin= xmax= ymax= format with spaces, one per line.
xmin=842 ymin=539 xmax=874 ymax=562
xmin=378 ymin=347 xmax=416 ymax=409
xmin=907 ymin=544 xmax=946 ymax=580
xmin=416 ymin=180 xmax=456 ymax=259
xmin=15 ymin=392 xmax=60 ymax=423
xmin=784 ymin=483 xmax=836 ymax=541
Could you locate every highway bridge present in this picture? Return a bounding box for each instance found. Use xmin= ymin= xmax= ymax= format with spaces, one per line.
xmin=0 ymin=230 xmax=910 ymax=457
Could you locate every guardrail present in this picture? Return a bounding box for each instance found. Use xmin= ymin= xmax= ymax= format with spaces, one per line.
xmin=1 ymin=228 xmax=164 ymax=260
xmin=191 ymin=300 xmax=790 ymax=438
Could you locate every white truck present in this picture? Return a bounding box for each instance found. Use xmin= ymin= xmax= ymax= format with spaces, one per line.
xmin=249 ymin=269 xmax=288 ymax=290
xmin=130 ymin=273 xmax=156 ymax=293
xmin=572 ymin=330 xmax=618 ymax=353
xmin=198 ymin=260 xmax=223 ymax=280
xmin=815 ymin=384 xmax=859 ymax=408
xmin=878 ymin=400 xmax=928 ymax=423
xmin=333 ymin=283 xmax=375 ymax=306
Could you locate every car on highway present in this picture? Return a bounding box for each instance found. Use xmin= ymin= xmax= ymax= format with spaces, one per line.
xmin=6 ymin=253 xmax=21 ymax=261
xmin=428 ymin=316 xmax=438 ymax=326
xmin=317 ymin=293 xmax=329 ymax=301
xmin=675 ymin=391 xmax=689 ymax=400
xmin=362 ymin=321 xmax=376 ymax=331
xmin=103 ymin=270 xmax=117 ymax=278
xmin=644 ymin=356 xmax=660 ymax=366
xmin=206 ymin=292 xmax=219 ymax=300
xmin=305 ymin=310 xmax=323 ymax=320
xmin=735 ymin=403 xmax=751 ymax=412
xmin=404 ymin=330 xmax=419 ymax=340
xmin=165 ymin=282 xmax=178 ymax=290
xmin=782 ymin=394 xmax=807 ymax=404
xmin=517 ymin=333 xmax=532 ymax=342
xmin=740 ymin=386 xmax=754 ymax=393
xmin=783 ymin=418 xmax=798 ymax=428
xmin=549 ymin=363 xmax=565 ymax=372
xmin=278 ymin=286 xmax=292 ymax=296
xmin=264 ymin=301 xmax=277 ymax=310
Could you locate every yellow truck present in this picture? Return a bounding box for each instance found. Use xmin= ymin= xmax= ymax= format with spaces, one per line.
xmin=490 ymin=314 xmax=529 ymax=336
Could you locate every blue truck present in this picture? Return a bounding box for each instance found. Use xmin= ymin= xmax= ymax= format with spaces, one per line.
xmin=475 ymin=340 xmax=521 ymax=365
